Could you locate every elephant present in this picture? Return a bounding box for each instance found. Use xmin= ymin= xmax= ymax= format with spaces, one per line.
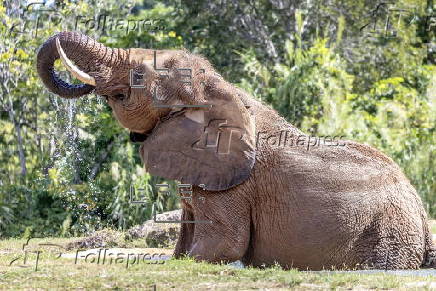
xmin=37 ymin=31 xmax=436 ymax=270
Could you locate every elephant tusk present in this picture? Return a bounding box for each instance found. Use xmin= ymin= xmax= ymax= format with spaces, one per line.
xmin=55 ymin=38 xmax=96 ymax=86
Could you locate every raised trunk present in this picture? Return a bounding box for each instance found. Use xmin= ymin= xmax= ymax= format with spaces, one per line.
xmin=36 ymin=31 xmax=127 ymax=98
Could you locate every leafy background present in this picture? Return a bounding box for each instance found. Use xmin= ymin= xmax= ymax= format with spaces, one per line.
xmin=0 ymin=0 xmax=434 ymax=238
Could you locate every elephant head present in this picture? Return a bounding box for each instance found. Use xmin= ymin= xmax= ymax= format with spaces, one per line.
xmin=37 ymin=31 xmax=256 ymax=191
xmin=36 ymin=31 xmax=168 ymax=135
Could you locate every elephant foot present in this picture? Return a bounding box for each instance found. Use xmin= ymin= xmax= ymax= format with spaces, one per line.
xmin=189 ymin=238 xmax=246 ymax=264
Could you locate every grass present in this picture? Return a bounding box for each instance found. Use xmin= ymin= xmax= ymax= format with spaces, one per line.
xmin=1 ymin=237 xmax=436 ymax=290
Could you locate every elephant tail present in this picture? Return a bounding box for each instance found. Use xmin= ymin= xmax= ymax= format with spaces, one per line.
xmin=422 ymin=231 xmax=436 ymax=268
xmin=422 ymin=247 xmax=436 ymax=268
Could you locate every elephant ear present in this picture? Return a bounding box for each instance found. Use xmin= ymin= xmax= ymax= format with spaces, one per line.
xmin=140 ymin=83 xmax=256 ymax=191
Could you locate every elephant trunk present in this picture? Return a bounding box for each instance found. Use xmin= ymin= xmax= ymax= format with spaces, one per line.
xmin=36 ymin=31 xmax=127 ymax=98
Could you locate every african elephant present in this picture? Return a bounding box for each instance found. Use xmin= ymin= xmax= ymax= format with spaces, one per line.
xmin=37 ymin=31 xmax=436 ymax=270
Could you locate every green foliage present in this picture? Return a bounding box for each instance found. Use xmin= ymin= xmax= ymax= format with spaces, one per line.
xmin=0 ymin=0 xmax=434 ymax=238
xmin=0 ymin=0 xmax=181 ymax=238
xmin=237 ymin=8 xmax=435 ymax=216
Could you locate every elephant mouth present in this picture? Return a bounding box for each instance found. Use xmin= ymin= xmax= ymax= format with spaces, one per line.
xmin=129 ymin=110 xmax=186 ymax=144
xmin=129 ymin=131 xmax=150 ymax=143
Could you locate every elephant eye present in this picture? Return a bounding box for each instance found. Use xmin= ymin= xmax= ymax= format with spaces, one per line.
xmin=113 ymin=93 xmax=125 ymax=100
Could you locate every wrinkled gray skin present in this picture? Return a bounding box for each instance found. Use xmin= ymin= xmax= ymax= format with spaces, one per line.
xmin=37 ymin=32 xmax=436 ymax=270
xmin=177 ymin=104 xmax=435 ymax=270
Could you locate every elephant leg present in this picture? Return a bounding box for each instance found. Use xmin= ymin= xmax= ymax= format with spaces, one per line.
xmin=174 ymin=208 xmax=195 ymax=258
xmin=187 ymin=190 xmax=251 ymax=264
xmin=353 ymin=212 xmax=425 ymax=269
xmin=189 ymin=236 xmax=245 ymax=263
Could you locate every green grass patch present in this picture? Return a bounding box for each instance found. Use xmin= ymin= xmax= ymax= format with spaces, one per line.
xmin=0 ymin=237 xmax=435 ymax=290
